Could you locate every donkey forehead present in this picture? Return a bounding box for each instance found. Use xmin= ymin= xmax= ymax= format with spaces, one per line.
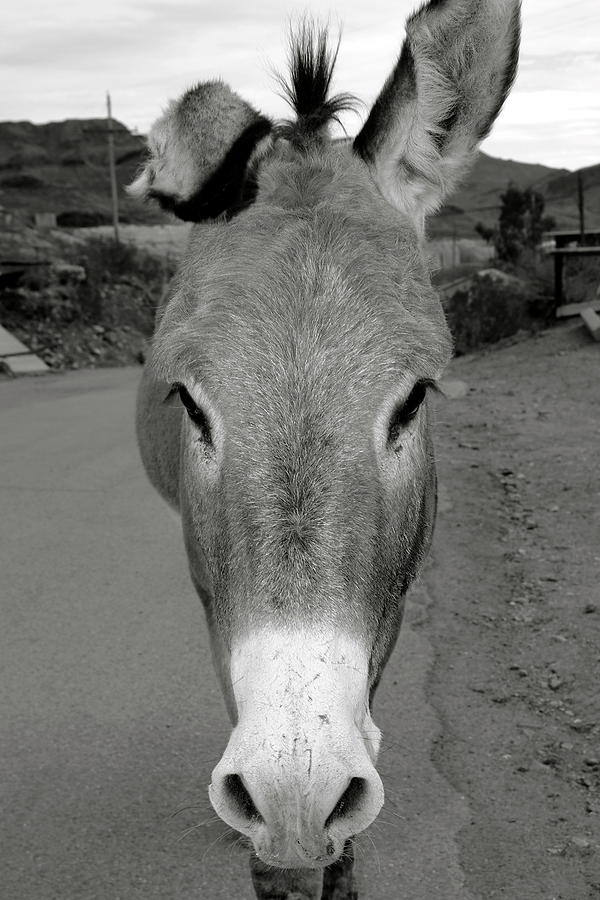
xmin=154 ymin=179 xmax=451 ymax=403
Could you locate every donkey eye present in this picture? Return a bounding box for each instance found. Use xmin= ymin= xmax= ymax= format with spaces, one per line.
xmin=174 ymin=383 xmax=212 ymax=443
xmin=387 ymin=381 xmax=428 ymax=445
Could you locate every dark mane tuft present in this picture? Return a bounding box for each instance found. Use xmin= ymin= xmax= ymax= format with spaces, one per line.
xmin=275 ymin=20 xmax=357 ymax=145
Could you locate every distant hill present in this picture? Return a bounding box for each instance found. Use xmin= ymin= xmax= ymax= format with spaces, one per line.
xmin=542 ymin=162 xmax=600 ymax=232
xmin=431 ymin=152 xmax=600 ymax=238
xmin=0 ymin=119 xmax=598 ymax=237
xmin=0 ymin=119 xmax=167 ymax=226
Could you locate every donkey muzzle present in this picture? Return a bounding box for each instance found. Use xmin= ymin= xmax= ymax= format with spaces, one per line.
xmin=208 ymin=628 xmax=384 ymax=868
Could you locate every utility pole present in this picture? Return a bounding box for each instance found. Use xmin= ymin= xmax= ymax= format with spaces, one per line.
xmin=577 ymin=171 xmax=585 ymax=245
xmin=106 ymin=92 xmax=120 ymax=243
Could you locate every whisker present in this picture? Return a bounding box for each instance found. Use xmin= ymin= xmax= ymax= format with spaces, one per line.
xmin=372 ymin=818 xmax=402 ymax=829
xmin=168 ymin=804 xmax=205 ymax=820
xmin=200 ymin=826 xmax=239 ymax=866
xmin=175 ymin=818 xmax=220 ymax=843
xmin=349 ymin=840 xmax=365 ymax=867
xmin=381 ymin=806 xmax=407 ymax=822
xmin=363 ymin=831 xmax=381 ymax=875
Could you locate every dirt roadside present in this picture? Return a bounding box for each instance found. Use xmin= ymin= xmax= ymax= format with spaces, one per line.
xmin=426 ymin=321 xmax=600 ymax=898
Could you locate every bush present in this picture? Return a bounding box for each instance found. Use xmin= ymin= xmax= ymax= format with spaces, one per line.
xmin=1 ymin=284 xmax=79 ymax=324
xmin=1 ymin=173 xmax=43 ymax=189
xmin=1 ymin=237 xmax=176 ymax=335
xmin=68 ymin=237 xmax=176 ymax=332
xmin=442 ymin=272 xmax=535 ymax=354
xmin=495 ymin=185 xmax=555 ymax=264
xmin=57 ymin=210 xmax=112 ymax=227
xmin=561 ymin=256 xmax=600 ymax=305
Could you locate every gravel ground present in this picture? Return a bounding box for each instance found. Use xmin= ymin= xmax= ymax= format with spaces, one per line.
xmin=427 ymin=319 xmax=600 ymax=899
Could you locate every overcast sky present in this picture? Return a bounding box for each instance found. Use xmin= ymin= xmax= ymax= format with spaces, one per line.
xmin=1 ymin=0 xmax=598 ymax=171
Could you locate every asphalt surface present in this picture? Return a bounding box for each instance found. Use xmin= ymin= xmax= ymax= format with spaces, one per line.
xmin=1 ymin=368 xmax=471 ymax=900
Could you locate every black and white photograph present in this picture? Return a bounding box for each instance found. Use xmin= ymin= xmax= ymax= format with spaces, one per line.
xmin=1 ymin=1 xmax=599 ymax=898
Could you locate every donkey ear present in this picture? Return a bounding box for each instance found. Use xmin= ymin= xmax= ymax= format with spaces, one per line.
xmin=354 ymin=0 xmax=521 ymax=225
xmin=127 ymin=81 xmax=272 ymax=222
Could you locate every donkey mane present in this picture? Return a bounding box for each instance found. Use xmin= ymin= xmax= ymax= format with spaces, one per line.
xmin=275 ymin=21 xmax=357 ymax=145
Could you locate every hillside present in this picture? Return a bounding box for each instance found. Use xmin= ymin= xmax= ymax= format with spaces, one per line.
xmin=432 ymin=152 xmax=600 ymax=238
xmin=0 ymin=119 xmax=598 ymax=237
xmin=543 ymin=162 xmax=600 ymax=232
xmin=433 ymin=153 xmax=562 ymax=234
xmin=0 ymin=119 xmax=167 ymax=226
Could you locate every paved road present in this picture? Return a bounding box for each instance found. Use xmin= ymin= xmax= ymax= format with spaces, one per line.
xmin=1 ymin=368 xmax=470 ymax=900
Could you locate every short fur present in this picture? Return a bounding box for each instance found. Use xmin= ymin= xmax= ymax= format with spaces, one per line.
xmin=354 ymin=0 xmax=521 ymax=224
xmin=132 ymin=4 xmax=520 ymax=898
xmin=127 ymin=81 xmax=273 ymax=221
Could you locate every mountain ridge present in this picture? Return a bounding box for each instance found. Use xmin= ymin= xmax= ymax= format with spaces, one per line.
xmin=0 ymin=118 xmax=597 ymax=236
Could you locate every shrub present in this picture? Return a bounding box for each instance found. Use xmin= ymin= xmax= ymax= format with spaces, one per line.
xmin=67 ymin=237 xmax=176 ymax=332
xmin=495 ymin=185 xmax=555 ymax=264
xmin=57 ymin=211 xmax=111 ymax=227
xmin=561 ymin=256 xmax=600 ymax=305
xmin=1 ymin=173 xmax=43 ymax=189
xmin=442 ymin=272 xmax=534 ymax=354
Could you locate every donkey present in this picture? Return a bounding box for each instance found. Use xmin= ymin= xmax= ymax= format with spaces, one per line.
xmin=130 ymin=1 xmax=520 ymax=897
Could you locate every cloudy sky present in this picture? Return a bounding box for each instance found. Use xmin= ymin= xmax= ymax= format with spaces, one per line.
xmin=1 ymin=0 xmax=598 ymax=171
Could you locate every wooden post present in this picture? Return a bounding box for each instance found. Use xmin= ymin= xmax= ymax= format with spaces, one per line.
xmin=106 ymin=92 xmax=120 ymax=244
xmin=577 ymin=171 xmax=585 ymax=245
xmin=554 ymin=252 xmax=563 ymax=305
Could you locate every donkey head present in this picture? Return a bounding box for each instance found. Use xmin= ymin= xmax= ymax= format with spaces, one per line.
xmin=133 ymin=0 xmax=520 ymax=872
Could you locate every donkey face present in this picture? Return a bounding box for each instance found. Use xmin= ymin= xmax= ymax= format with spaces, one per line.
xmin=134 ymin=0 xmax=520 ymax=872
xmin=153 ymin=175 xmax=450 ymax=868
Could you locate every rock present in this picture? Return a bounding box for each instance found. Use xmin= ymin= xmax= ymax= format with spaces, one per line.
xmin=441 ymin=378 xmax=468 ymax=399
xmin=51 ymin=262 xmax=86 ymax=283
xmin=93 ymin=325 xmax=105 ymax=335
xmin=570 ymin=836 xmax=592 ymax=853
xmin=547 ymin=673 xmax=563 ymax=691
xmin=584 ymin=604 xmax=597 ymax=614
xmin=570 ymin=720 xmax=595 ymax=733
xmin=477 ymin=268 xmax=526 ymax=288
xmin=531 ymin=760 xmax=553 ymax=774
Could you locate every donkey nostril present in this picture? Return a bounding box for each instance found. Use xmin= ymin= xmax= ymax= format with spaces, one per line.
xmin=325 ymin=777 xmax=367 ymax=827
xmin=223 ymin=774 xmax=263 ymax=823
